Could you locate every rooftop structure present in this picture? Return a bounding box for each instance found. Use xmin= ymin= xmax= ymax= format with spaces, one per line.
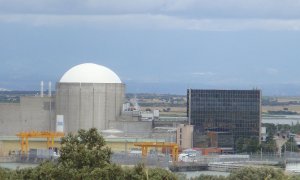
xmin=60 ymin=63 xmax=122 ymax=83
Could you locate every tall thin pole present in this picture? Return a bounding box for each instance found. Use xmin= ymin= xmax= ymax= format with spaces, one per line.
xmin=41 ymin=81 xmax=44 ymax=97
xmin=48 ymin=82 xmax=52 ymax=97
xmin=188 ymin=88 xmax=192 ymax=125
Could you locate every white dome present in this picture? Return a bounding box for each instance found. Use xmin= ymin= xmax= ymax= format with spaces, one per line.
xmin=60 ymin=63 xmax=122 ymax=83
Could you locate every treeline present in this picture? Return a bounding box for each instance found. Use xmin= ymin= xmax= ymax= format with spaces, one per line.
xmin=263 ymin=123 xmax=300 ymax=135
xmin=2 ymin=163 xmax=300 ymax=180
xmin=268 ymin=110 xmax=298 ymax=115
xmin=263 ymin=97 xmax=300 ymax=106
xmin=192 ymin=167 xmax=300 ymax=180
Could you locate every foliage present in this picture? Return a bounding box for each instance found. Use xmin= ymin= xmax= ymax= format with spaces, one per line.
xmin=261 ymin=138 xmax=277 ymax=153
xmin=290 ymin=122 xmax=300 ymax=134
xmin=191 ymin=174 xmax=226 ymax=180
xmin=148 ymin=167 xmax=178 ymax=180
xmin=289 ymin=175 xmax=300 ymax=180
xmin=123 ymin=163 xmax=177 ymax=180
xmin=236 ymin=137 xmax=260 ymax=153
xmin=0 ymin=167 xmax=15 ymax=179
xmin=228 ymin=167 xmax=287 ymax=180
xmin=282 ymin=137 xmax=299 ymax=152
xmin=277 ymin=124 xmax=291 ymax=133
xmin=4 ymin=127 xmax=298 ymax=180
xmin=0 ymin=128 xmax=179 ymax=180
xmin=59 ymin=128 xmax=112 ymax=169
xmin=123 ymin=163 xmax=147 ymax=180
xmin=262 ymin=123 xmax=276 ymax=138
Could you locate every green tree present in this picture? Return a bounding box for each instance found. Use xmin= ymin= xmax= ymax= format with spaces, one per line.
xmin=123 ymin=163 xmax=177 ymax=180
xmin=261 ymin=133 xmax=277 ymax=153
xmin=262 ymin=123 xmax=276 ymax=138
xmin=282 ymin=137 xmax=299 ymax=152
xmin=59 ymin=128 xmax=112 ymax=169
xmin=148 ymin=167 xmax=178 ymax=180
xmin=0 ymin=167 xmax=13 ymax=179
xmin=289 ymin=175 xmax=300 ymax=180
xmin=191 ymin=174 xmax=226 ymax=180
xmin=228 ymin=167 xmax=287 ymax=180
xmin=236 ymin=137 xmax=260 ymax=153
xmin=290 ymin=122 xmax=300 ymax=134
xmin=51 ymin=128 xmax=115 ymax=179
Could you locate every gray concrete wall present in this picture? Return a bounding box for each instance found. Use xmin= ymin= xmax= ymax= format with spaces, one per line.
xmin=0 ymin=96 xmax=55 ymax=136
xmin=93 ymin=83 xmax=107 ymax=131
xmin=0 ymin=103 xmax=21 ymax=135
xmin=109 ymin=120 xmax=153 ymax=134
xmin=56 ymin=83 xmax=125 ymax=133
xmin=20 ymin=96 xmax=55 ymax=132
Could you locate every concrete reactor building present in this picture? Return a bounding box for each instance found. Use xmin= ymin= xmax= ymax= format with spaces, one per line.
xmin=56 ymin=63 xmax=125 ymax=133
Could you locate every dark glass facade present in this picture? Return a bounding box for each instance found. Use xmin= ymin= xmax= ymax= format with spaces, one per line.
xmin=187 ymin=89 xmax=261 ymax=150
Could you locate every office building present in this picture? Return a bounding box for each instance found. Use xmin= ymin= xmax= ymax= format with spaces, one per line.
xmin=187 ymin=89 xmax=261 ymax=151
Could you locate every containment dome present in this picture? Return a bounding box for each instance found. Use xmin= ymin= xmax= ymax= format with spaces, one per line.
xmin=59 ymin=63 xmax=122 ymax=83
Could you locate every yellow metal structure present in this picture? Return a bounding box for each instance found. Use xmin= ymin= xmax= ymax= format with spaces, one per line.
xmin=16 ymin=131 xmax=65 ymax=153
xmin=134 ymin=142 xmax=179 ymax=162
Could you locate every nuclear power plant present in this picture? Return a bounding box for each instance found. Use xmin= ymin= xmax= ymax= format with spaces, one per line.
xmin=0 ymin=62 xmax=263 ymax=161
xmin=0 ymin=63 xmax=185 ymax=157
xmin=0 ymin=63 xmax=143 ymax=135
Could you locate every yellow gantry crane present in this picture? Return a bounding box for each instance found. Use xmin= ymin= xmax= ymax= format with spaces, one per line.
xmin=134 ymin=142 xmax=179 ymax=162
xmin=16 ymin=131 xmax=65 ymax=154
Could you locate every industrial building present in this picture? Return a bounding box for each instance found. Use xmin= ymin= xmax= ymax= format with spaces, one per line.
xmin=187 ymin=89 xmax=261 ymax=152
xmin=0 ymin=63 xmax=180 ymax=156
xmin=176 ymin=124 xmax=193 ymax=149
xmin=0 ymin=63 xmax=125 ymax=135
xmin=56 ymin=63 xmax=125 ymax=132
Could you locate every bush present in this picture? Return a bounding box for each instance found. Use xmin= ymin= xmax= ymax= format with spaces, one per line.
xmin=192 ymin=174 xmax=226 ymax=180
xmin=228 ymin=167 xmax=287 ymax=180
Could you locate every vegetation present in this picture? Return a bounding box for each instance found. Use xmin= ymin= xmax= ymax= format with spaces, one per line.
xmin=261 ymin=123 xmax=300 ymax=153
xmin=290 ymin=123 xmax=300 ymax=134
xmin=236 ymin=137 xmax=260 ymax=153
xmin=262 ymin=97 xmax=300 ymax=106
xmin=1 ymin=156 xmax=300 ymax=179
xmin=228 ymin=167 xmax=287 ymax=180
xmin=267 ymin=110 xmax=298 ymax=115
xmin=191 ymin=167 xmax=294 ymax=180
xmin=282 ymin=137 xmax=299 ymax=152
xmin=191 ymin=175 xmax=227 ymax=180
xmin=0 ymin=128 xmax=177 ymax=180
xmin=260 ymin=138 xmax=277 ymax=153
xmin=1 ymin=128 xmax=300 ymax=179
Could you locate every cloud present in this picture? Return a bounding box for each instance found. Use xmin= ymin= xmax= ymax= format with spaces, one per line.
xmin=1 ymin=0 xmax=300 ymax=31
xmin=266 ymin=68 xmax=279 ymax=75
xmin=191 ymin=72 xmax=216 ymax=76
xmin=1 ymin=0 xmax=300 ymax=19
xmin=2 ymin=14 xmax=300 ymax=31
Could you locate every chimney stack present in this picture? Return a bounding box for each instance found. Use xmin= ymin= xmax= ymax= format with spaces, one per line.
xmin=48 ymin=81 xmax=52 ymax=97
xmin=40 ymin=81 xmax=44 ymax=97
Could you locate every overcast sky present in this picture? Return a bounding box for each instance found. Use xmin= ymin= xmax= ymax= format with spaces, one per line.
xmin=1 ymin=0 xmax=300 ymax=95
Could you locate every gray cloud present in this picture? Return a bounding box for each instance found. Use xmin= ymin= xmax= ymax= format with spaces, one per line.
xmin=1 ymin=0 xmax=300 ymax=31
xmin=1 ymin=0 xmax=300 ymax=19
xmin=1 ymin=14 xmax=300 ymax=31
